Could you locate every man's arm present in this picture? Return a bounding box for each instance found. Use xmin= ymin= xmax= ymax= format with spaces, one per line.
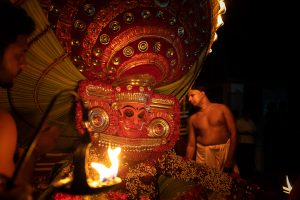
xmin=16 ymin=124 xmax=60 ymax=184
xmin=223 ymin=105 xmax=237 ymax=170
xmin=185 ymin=116 xmax=196 ymax=160
xmin=0 ymin=111 xmax=33 ymax=200
xmin=0 ymin=110 xmax=17 ymax=178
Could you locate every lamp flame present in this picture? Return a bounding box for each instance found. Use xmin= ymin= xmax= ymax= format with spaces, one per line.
xmin=88 ymin=147 xmax=122 ymax=187
xmin=283 ymin=175 xmax=293 ymax=194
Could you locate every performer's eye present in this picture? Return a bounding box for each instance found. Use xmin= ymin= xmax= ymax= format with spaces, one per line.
xmin=138 ymin=111 xmax=145 ymax=119
xmin=124 ymin=109 xmax=134 ymax=117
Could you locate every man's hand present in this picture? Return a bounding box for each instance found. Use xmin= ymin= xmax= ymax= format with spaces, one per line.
xmin=0 ymin=183 xmax=33 ymax=200
xmin=35 ymin=124 xmax=60 ymax=155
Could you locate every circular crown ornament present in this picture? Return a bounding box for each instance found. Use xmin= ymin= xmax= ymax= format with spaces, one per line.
xmin=40 ymin=0 xmax=224 ymax=87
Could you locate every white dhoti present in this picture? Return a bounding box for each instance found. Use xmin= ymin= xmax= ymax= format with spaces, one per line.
xmin=196 ymin=139 xmax=230 ymax=171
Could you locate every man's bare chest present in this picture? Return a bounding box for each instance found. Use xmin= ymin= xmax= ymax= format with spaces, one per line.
xmin=193 ymin=111 xmax=225 ymax=128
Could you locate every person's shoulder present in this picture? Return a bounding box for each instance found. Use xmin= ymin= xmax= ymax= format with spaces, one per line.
xmin=0 ymin=109 xmax=17 ymax=134
xmin=0 ymin=109 xmax=17 ymax=148
xmin=0 ymin=109 xmax=14 ymax=121
xmin=188 ymin=113 xmax=196 ymax=120
xmin=213 ymin=103 xmax=233 ymax=114
xmin=212 ymin=103 xmax=228 ymax=109
xmin=188 ymin=112 xmax=198 ymax=122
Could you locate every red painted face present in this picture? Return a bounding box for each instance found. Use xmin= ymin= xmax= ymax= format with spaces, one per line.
xmin=118 ymin=102 xmax=147 ymax=138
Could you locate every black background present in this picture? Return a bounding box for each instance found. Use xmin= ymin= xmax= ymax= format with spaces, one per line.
xmin=198 ymin=0 xmax=287 ymax=85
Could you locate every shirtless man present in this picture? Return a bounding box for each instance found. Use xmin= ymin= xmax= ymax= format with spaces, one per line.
xmin=185 ymin=85 xmax=237 ymax=173
xmin=0 ymin=2 xmax=59 ymax=199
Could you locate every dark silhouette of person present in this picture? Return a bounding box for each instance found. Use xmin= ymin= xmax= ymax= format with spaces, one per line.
xmin=236 ymin=107 xmax=257 ymax=179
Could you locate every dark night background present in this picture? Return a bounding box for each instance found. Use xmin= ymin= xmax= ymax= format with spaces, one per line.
xmin=191 ymin=0 xmax=291 ymax=198
xmin=199 ymin=0 xmax=287 ymax=85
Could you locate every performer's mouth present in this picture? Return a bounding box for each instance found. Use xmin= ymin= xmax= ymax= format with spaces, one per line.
xmin=123 ymin=124 xmax=144 ymax=131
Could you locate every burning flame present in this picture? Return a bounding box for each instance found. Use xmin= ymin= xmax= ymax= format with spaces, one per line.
xmin=89 ymin=147 xmax=122 ymax=187
xmin=283 ymin=175 xmax=293 ymax=194
xmin=210 ymin=0 xmax=226 ymax=52
xmin=217 ymin=0 xmax=226 ymax=28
